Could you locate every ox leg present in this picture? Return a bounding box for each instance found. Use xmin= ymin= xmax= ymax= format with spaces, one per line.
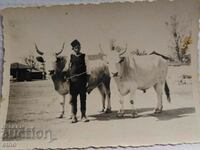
xmin=105 ymin=90 xmax=111 ymax=113
xmin=68 ymin=94 xmax=73 ymax=119
xmin=98 ymin=85 xmax=106 ymax=112
xmin=153 ymin=83 xmax=163 ymax=114
xmin=59 ymin=95 xmax=66 ymax=118
xmin=104 ymin=81 xmax=112 ymax=113
xmin=129 ymin=88 xmax=138 ymax=118
xmin=117 ymin=94 xmax=125 ymax=117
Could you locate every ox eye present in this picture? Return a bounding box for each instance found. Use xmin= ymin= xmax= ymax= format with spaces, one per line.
xmin=36 ymin=56 xmax=45 ymax=63
xmin=118 ymin=57 xmax=125 ymax=63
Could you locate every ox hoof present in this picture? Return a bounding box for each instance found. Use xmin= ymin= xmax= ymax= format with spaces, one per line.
xmin=117 ymin=110 xmax=125 ymax=117
xmin=105 ymin=108 xmax=112 ymax=113
xmin=117 ymin=113 xmax=124 ymax=117
xmin=58 ymin=114 xmax=64 ymax=119
xmin=154 ymin=108 xmax=163 ymax=114
xmin=131 ymin=112 xmax=139 ymax=118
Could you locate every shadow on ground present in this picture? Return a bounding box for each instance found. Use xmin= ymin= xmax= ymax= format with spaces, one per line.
xmin=89 ymin=107 xmax=195 ymax=121
xmin=149 ymin=107 xmax=195 ymax=121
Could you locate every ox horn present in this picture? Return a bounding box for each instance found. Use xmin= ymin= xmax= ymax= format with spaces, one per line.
xmin=56 ymin=42 xmax=65 ymax=56
xmin=35 ymin=43 xmax=44 ymax=55
xmin=99 ymin=44 xmax=105 ymax=54
xmin=110 ymin=39 xmax=116 ymax=51
xmin=125 ymin=42 xmax=127 ymax=51
xmin=119 ymin=43 xmax=127 ymax=56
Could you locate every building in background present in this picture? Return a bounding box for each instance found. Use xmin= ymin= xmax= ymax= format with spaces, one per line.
xmin=10 ymin=62 xmax=45 ymax=81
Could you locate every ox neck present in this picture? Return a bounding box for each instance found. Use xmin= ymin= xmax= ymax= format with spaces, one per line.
xmin=119 ymin=56 xmax=134 ymax=79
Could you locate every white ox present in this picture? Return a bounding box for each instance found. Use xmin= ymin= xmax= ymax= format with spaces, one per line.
xmin=106 ymin=41 xmax=171 ymax=117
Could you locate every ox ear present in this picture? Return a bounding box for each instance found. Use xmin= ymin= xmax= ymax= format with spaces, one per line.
xmin=36 ymin=56 xmax=45 ymax=63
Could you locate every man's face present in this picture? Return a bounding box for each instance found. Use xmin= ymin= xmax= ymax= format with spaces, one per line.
xmin=72 ymin=45 xmax=81 ymax=54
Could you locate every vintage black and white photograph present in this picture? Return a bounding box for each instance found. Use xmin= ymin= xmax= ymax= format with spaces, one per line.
xmin=1 ymin=0 xmax=200 ymax=149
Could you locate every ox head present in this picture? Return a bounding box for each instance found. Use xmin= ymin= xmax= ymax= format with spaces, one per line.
xmin=35 ymin=43 xmax=67 ymax=76
xmin=106 ymin=39 xmax=127 ymax=78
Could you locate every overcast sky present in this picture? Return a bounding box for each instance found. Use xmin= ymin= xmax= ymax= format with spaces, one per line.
xmin=2 ymin=0 xmax=199 ymax=64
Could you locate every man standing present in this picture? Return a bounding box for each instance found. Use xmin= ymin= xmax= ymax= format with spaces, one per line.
xmin=69 ymin=39 xmax=89 ymax=123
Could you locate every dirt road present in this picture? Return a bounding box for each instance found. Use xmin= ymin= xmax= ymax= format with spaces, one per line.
xmin=4 ymin=66 xmax=200 ymax=148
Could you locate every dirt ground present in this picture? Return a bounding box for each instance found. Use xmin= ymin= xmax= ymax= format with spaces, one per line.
xmin=3 ymin=66 xmax=200 ymax=148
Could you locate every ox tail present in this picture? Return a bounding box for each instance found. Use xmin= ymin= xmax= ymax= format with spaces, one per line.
xmin=164 ymin=81 xmax=171 ymax=103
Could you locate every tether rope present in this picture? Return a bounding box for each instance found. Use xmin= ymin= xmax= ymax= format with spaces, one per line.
xmin=65 ymin=71 xmax=87 ymax=80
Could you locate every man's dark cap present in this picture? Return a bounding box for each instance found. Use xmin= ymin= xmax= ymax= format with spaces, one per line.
xmin=71 ymin=39 xmax=81 ymax=48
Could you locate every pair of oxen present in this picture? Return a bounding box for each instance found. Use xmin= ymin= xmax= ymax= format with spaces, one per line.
xmin=35 ymin=41 xmax=171 ymax=119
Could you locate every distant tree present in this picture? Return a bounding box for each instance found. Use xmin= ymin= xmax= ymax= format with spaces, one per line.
xmin=23 ymin=55 xmax=46 ymax=79
xmin=165 ymin=15 xmax=192 ymax=64
xmin=110 ymin=40 xmax=148 ymax=56
xmin=23 ymin=55 xmax=39 ymax=72
xmin=181 ymin=36 xmax=192 ymax=55
xmin=131 ymin=49 xmax=147 ymax=56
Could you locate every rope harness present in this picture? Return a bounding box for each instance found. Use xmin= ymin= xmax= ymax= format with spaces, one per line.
xmin=64 ymin=71 xmax=104 ymax=89
xmin=65 ymin=71 xmax=87 ymax=81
